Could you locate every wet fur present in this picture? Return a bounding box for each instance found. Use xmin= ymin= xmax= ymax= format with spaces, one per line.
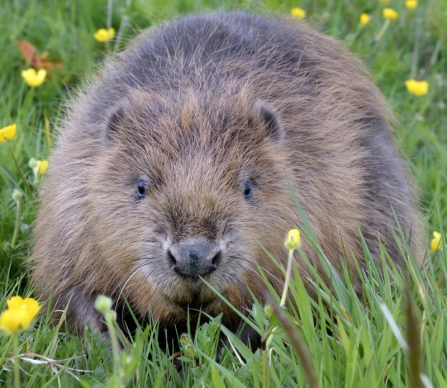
xmin=28 ymin=13 xmax=424 ymax=337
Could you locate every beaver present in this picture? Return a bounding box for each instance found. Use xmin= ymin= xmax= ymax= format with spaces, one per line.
xmin=28 ymin=12 xmax=424 ymax=343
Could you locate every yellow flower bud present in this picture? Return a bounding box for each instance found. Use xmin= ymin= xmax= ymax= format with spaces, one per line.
xmin=12 ymin=189 xmax=23 ymax=202
xmin=0 ymin=123 xmax=17 ymax=142
xmin=94 ymin=28 xmax=115 ymax=42
xmin=360 ymin=13 xmax=370 ymax=25
xmin=285 ymin=229 xmax=301 ymax=250
xmin=405 ymin=79 xmax=429 ymax=96
xmin=29 ymin=158 xmax=38 ymax=170
xmin=430 ymin=231 xmax=442 ymax=253
xmin=21 ymin=68 xmax=47 ymax=87
xmin=180 ymin=333 xmax=193 ymax=347
xmin=405 ymin=0 xmax=418 ymax=9
xmin=94 ymin=295 xmax=113 ymax=314
xmin=0 ymin=296 xmax=41 ymax=335
xmin=383 ymin=8 xmax=398 ymax=20
xmin=264 ymin=303 xmax=274 ymax=319
xmin=35 ymin=160 xmax=49 ymax=175
xmin=291 ymin=8 xmax=306 ymax=20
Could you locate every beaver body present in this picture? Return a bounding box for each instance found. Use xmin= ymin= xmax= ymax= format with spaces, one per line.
xmin=29 ymin=13 xmax=423 ymax=338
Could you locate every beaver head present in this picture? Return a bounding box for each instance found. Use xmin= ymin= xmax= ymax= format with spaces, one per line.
xmin=88 ymin=88 xmax=291 ymax=328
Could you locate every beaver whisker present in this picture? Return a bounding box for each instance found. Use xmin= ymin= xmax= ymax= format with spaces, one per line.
xmin=228 ymin=254 xmax=282 ymax=285
xmin=226 ymin=254 xmax=254 ymax=265
xmin=221 ymin=219 xmax=230 ymax=238
xmin=112 ymin=256 xmax=160 ymax=311
xmin=136 ymin=165 xmax=153 ymax=180
xmin=128 ymin=266 xmax=160 ymax=308
xmin=118 ymin=257 xmax=148 ymax=267
xmin=204 ymin=297 xmax=220 ymax=315
xmin=142 ymin=279 xmax=163 ymax=317
xmin=112 ymin=261 xmax=153 ymax=306
xmin=112 ymin=259 xmax=151 ymax=293
xmin=113 ymin=257 xmax=154 ymax=291
xmin=144 ymin=239 xmax=161 ymax=244
xmin=152 ymin=220 xmax=169 ymax=238
xmin=232 ymin=260 xmax=259 ymax=286
xmin=230 ymin=273 xmax=251 ymax=309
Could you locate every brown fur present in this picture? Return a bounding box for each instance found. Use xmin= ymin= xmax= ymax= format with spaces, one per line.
xmin=28 ymin=13 xmax=424 ymax=339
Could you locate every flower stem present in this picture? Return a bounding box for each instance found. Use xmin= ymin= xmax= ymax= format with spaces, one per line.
xmin=11 ymin=197 xmax=20 ymax=247
xmin=106 ymin=0 xmax=113 ymax=53
xmin=262 ymin=248 xmax=294 ymax=387
xmin=7 ymin=142 xmax=34 ymax=199
xmin=262 ymin=347 xmax=268 ymax=388
xmin=105 ymin=313 xmax=121 ymax=383
xmin=375 ymin=19 xmax=390 ymax=41
xmin=13 ymin=333 xmax=20 ymax=388
xmin=410 ymin=14 xmax=421 ymax=79
xmin=280 ymin=249 xmax=294 ymax=306
xmin=44 ymin=109 xmax=51 ymax=148
xmin=0 ymin=335 xmax=14 ymax=367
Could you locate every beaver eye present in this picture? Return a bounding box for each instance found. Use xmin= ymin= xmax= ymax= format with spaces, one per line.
xmin=137 ymin=179 xmax=147 ymax=198
xmin=243 ymin=180 xmax=252 ymax=200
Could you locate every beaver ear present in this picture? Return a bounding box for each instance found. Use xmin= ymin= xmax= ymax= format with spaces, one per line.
xmin=254 ymin=100 xmax=284 ymax=142
xmin=105 ymin=106 xmax=126 ymax=141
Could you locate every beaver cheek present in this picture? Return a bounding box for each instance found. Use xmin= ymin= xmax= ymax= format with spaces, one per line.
xmin=167 ymin=237 xmax=221 ymax=277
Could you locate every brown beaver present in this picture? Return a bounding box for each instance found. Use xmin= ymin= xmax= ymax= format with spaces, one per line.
xmin=28 ymin=12 xmax=424 ymax=342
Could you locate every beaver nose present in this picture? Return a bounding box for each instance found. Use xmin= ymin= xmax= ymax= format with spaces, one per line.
xmin=168 ymin=237 xmax=220 ymax=277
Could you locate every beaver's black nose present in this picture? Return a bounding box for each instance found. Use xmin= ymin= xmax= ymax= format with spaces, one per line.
xmin=168 ymin=237 xmax=220 ymax=277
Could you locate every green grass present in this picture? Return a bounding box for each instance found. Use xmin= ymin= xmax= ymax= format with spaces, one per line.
xmin=1 ymin=0 xmax=446 ymax=386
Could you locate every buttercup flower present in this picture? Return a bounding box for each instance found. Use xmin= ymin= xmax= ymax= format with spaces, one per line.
xmin=405 ymin=79 xmax=429 ymax=96
xmin=94 ymin=28 xmax=115 ymax=42
xmin=0 ymin=296 xmax=41 ymax=335
xmin=360 ymin=13 xmax=370 ymax=25
xmin=285 ymin=229 xmax=301 ymax=250
xmin=430 ymin=231 xmax=442 ymax=253
xmin=383 ymin=8 xmax=398 ymax=20
xmin=291 ymin=8 xmax=306 ymax=20
xmin=405 ymin=0 xmax=418 ymax=9
xmin=0 ymin=123 xmax=17 ymax=142
xmin=21 ymin=68 xmax=47 ymax=87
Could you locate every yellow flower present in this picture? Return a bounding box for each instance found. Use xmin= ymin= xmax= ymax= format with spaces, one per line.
xmin=35 ymin=160 xmax=49 ymax=175
xmin=379 ymin=0 xmax=390 ymax=4
xmin=323 ymin=12 xmax=331 ymax=20
xmin=0 ymin=296 xmax=41 ymax=335
xmin=285 ymin=229 xmax=301 ymax=250
xmin=291 ymin=8 xmax=306 ymax=20
xmin=405 ymin=79 xmax=429 ymax=96
xmin=383 ymin=8 xmax=398 ymax=20
xmin=430 ymin=231 xmax=442 ymax=253
xmin=360 ymin=13 xmax=370 ymax=25
xmin=405 ymin=0 xmax=418 ymax=9
xmin=0 ymin=123 xmax=17 ymax=142
xmin=21 ymin=68 xmax=47 ymax=87
xmin=94 ymin=28 xmax=115 ymax=42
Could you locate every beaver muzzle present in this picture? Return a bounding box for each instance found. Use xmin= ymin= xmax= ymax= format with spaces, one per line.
xmin=168 ymin=237 xmax=221 ymax=278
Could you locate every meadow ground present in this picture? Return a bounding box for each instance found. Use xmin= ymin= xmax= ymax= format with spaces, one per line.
xmin=0 ymin=0 xmax=446 ymax=387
